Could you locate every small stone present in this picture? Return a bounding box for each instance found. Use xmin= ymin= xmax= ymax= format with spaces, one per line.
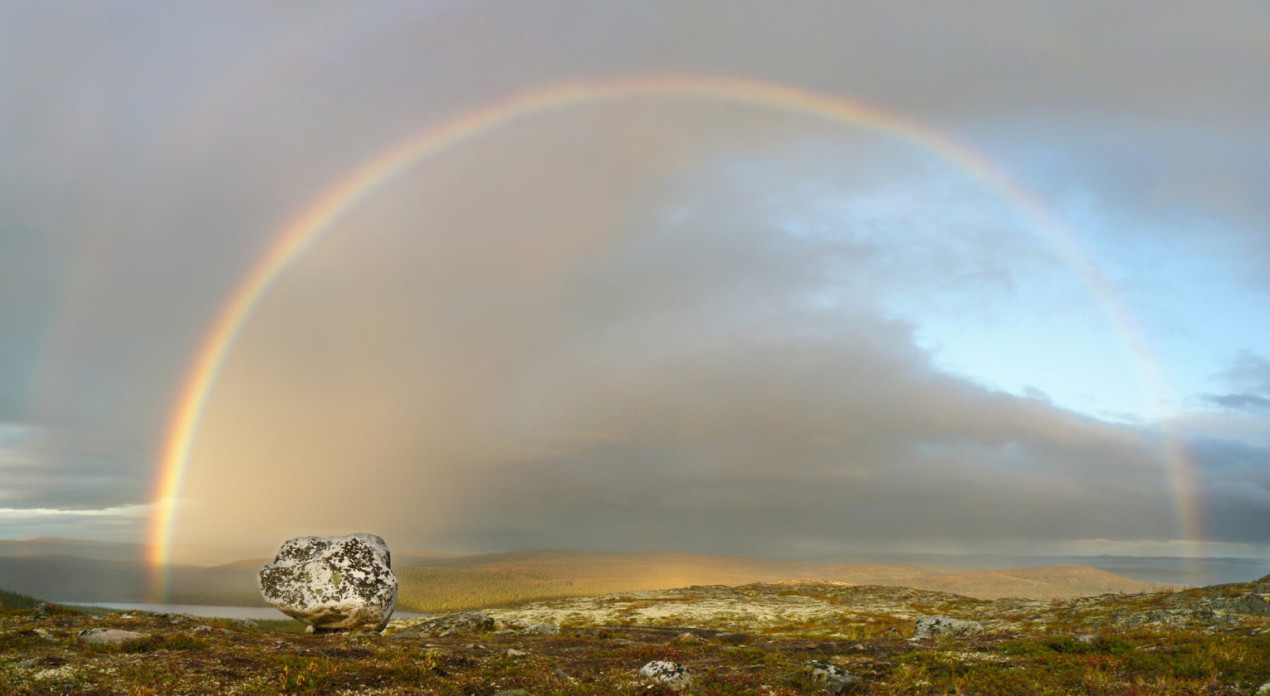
xmin=1256 ymin=682 xmax=1270 ymax=696
xmin=914 ymin=615 xmax=983 ymax=639
xmin=804 ymin=660 xmax=862 ymax=694
xmin=258 ymin=533 xmax=398 ymax=633
xmin=78 ymin=628 xmax=146 ymax=644
xmin=507 ymin=648 xmax=529 ymax=657
xmin=1077 ymin=634 xmax=1098 ymax=644
xmin=639 ymin=660 xmax=692 ymax=691
xmin=524 ymin=622 xmax=559 ymax=635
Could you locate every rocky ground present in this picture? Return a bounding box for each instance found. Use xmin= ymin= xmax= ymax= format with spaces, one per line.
xmin=3 ymin=578 xmax=1270 ymax=695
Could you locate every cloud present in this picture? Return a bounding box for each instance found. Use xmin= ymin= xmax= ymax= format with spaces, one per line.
xmin=165 ymin=122 xmax=1188 ymax=555
xmin=1 ymin=2 xmax=1267 ymax=557
xmin=1203 ymin=353 xmax=1270 ymax=413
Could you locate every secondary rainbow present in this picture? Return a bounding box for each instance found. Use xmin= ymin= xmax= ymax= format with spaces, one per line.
xmin=148 ymin=75 xmax=1201 ymax=577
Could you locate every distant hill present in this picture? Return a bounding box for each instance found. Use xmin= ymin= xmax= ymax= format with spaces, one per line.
xmin=0 ymin=537 xmax=147 ymax=563
xmin=391 ymin=549 xmax=1173 ymax=612
xmin=907 ymin=564 xmax=1175 ymax=600
xmin=0 ymin=542 xmax=1174 ymax=610
xmin=0 ymin=587 xmax=42 ymax=609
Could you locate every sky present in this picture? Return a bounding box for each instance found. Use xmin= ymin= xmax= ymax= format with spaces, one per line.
xmin=1 ymin=1 xmax=1268 ymax=564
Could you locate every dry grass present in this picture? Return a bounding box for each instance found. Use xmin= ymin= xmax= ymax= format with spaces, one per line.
xmin=2 ymin=580 xmax=1268 ymax=695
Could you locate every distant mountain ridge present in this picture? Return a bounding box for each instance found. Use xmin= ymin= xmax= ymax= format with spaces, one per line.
xmin=0 ymin=541 xmax=1177 ymax=609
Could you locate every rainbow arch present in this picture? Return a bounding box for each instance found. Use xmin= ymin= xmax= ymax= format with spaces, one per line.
xmin=148 ymin=75 xmax=1200 ymax=576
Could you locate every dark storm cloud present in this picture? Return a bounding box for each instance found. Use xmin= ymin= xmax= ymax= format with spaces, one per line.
xmin=1187 ymin=436 xmax=1270 ymax=545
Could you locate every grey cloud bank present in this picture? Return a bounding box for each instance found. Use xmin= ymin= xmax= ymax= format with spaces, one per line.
xmin=0 ymin=2 xmax=1266 ymax=559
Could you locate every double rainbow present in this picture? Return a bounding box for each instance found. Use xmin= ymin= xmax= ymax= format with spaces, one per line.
xmin=148 ymin=75 xmax=1199 ymax=578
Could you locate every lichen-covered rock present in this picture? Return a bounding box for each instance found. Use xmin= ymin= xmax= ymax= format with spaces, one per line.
xmin=78 ymin=628 xmax=146 ymax=644
xmin=914 ymin=615 xmax=983 ymax=639
xmin=804 ymin=660 xmax=861 ymax=693
xmin=1226 ymin=593 xmax=1270 ymax=615
xmin=638 ymin=660 xmax=692 ymax=691
xmin=392 ymin=610 xmax=496 ymax=637
xmin=524 ymin=621 xmax=559 ymax=635
xmin=258 ymin=533 xmax=397 ymax=632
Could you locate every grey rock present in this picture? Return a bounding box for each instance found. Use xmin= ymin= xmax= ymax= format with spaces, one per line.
xmin=78 ymin=628 xmax=146 ymax=644
xmin=507 ymin=648 xmax=529 ymax=657
xmin=639 ymin=660 xmax=692 ymax=691
xmin=914 ymin=615 xmax=983 ymax=639
xmin=1255 ymin=682 xmax=1270 ymax=696
xmin=1227 ymin=593 xmax=1270 ymax=616
xmin=258 ymin=533 xmax=398 ymax=632
xmin=400 ymin=610 xmax=495 ymax=636
xmin=804 ymin=660 xmax=862 ymax=694
xmin=524 ymin=621 xmax=559 ymax=635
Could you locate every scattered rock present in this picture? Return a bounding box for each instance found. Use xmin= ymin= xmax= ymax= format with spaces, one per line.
xmin=914 ymin=615 xmax=983 ymax=639
xmin=398 ymin=611 xmax=496 ymax=637
xmin=258 ymin=532 xmax=398 ymax=632
xmin=1255 ymin=682 xmax=1270 ymax=696
xmin=804 ymin=660 xmax=862 ymax=693
xmin=507 ymin=648 xmax=529 ymax=657
xmin=524 ymin=621 xmax=558 ymax=635
xmin=78 ymin=628 xmax=146 ymax=644
xmin=1226 ymin=594 xmax=1270 ymax=616
xmin=639 ymin=660 xmax=693 ymax=691
xmin=1077 ymin=634 xmax=1098 ymax=644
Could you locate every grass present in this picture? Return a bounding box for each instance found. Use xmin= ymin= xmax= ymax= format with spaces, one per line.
xmin=0 ymin=588 xmax=42 ymax=610
xmin=2 ymin=580 xmax=1270 ymax=694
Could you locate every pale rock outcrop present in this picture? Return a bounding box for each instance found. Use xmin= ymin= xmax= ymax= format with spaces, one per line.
xmin=914 ymin=615 xmax=983 ymax=639
xmin=78 ymin=628 xmax=146 ymax=644
xmin=804 ymin=660 xmax=862 ymax=693
xmin=392 ymin=610 xmax=495 ymax=637
xmin=638 ymin=660 xmax=692 ymax=691
xmin=258 ymin=533 xmax=397 ymax=632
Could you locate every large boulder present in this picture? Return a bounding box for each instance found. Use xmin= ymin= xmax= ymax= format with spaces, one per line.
xmin=258 ymin=533 xmax=397 ymax=632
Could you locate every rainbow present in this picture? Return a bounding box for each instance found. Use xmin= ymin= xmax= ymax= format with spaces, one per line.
xmin=148 ymin=75 xmax=1201 ymax=582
